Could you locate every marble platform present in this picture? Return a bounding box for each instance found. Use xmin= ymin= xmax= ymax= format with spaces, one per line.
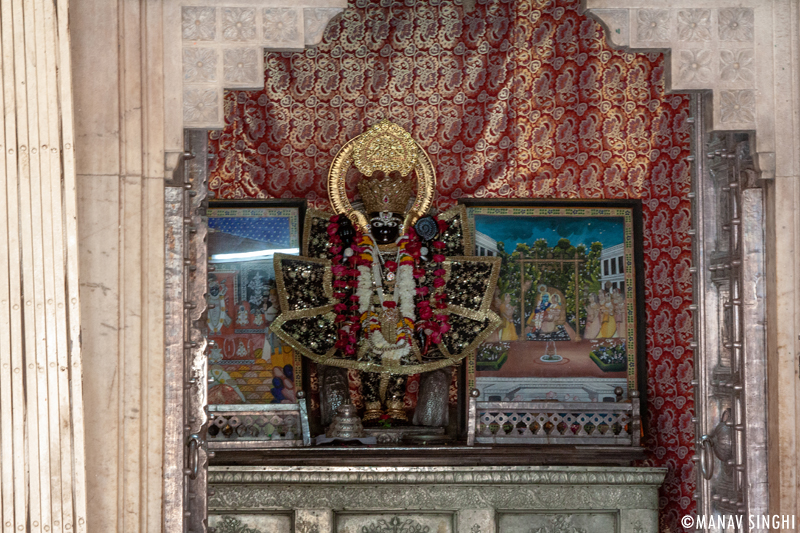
xmin=208 ymin=465 xmax=665 ymax=533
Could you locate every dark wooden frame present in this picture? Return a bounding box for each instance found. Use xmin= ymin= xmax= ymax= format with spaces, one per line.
xmin=458 ymin=198 xmax=647 ymax=409
xmin=206 ymin=198 xmax=307 ymax=396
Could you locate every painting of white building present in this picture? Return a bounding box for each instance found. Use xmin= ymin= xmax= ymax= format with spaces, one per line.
xmin=475 ymin=231 xmax=499 ymax=257
xmin=599 ymin=243 xmax=625 ymax=292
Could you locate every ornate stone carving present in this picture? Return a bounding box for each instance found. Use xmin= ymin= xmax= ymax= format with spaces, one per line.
xmin=588 ymin=5 xmax=757 ymax=130
xmin=500 ymin=513 xmax=616 ymax=533
xmin=183 ymin=47 xmax=218 ymax=82
xmin=223 ymin=48 xmax=259 ymax=86
xmin=263 ymin=8 xmax=301 ymax=44
xmin=166 ymin=0 xmax=347 ymax=138
xmin=719 ymin=49 xmax=754 ymax=85
xmin=213 ymin=516 xmax=262 ymax=533
xmin=531 ymin=516 xmax=586 ymax=533
xmin=207 ymin=466 xmax=667 ymax=487
xmin=361 ymin=517 xmax=431 ymax=533
xmin=222 ymin=8 xmax=257 ymax=42
xmin=678 ymin=49 xmax=712 ymax=84
xmin=206 ymin=468 xmax=660 ymax=532
xmin=182 ymin=6 xmax=216 ymax=41
xmin=718 ymin=8 xmax=754 ymax=42
xmin=183 ymin=88 xmax=219 ymax=124
xmin=209 ymin=483 xmax=658 ymax=512
xmin=677 ymin=9 xmax=711 ymax=42
xmin=635 ymin=10 xmax=669 ymax=42
xmin=719 ymin=90 xmax=756 ymax=124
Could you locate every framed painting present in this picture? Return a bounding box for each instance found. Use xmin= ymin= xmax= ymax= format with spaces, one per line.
xmin=460 ymin=199 xmax=646 ymax=404
xmin=206 ymin=200 xmax=306 ymax=405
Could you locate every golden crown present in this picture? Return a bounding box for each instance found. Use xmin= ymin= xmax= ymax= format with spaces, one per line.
xmin=357 ymin=176 xmax=414 ymax=215
xmin=352 ymin=119 xmax=418 ymax=177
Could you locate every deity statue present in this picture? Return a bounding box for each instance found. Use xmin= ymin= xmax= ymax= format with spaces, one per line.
xmin=270 ymin=120 xmax=501 ymax=425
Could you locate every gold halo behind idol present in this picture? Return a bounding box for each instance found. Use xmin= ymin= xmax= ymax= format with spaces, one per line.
xmin=326 ymin=119 xmax=436 ymax=233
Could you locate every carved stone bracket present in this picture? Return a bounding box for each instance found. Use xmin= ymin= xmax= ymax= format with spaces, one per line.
xmin=163 ymin=0 xmax=347 ymax=172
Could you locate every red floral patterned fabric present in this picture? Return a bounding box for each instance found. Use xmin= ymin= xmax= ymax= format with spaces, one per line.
xmin=209 ymin=0 xmax=695 ymax=530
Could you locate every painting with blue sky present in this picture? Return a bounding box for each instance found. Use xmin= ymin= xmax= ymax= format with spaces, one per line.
xmin=464 ymin=204 xmax=639 ymax=401
xmin=474 ymin=215 xmax=624 ymax=250
xmin=205 ymin=205 xmax=302 ymax=405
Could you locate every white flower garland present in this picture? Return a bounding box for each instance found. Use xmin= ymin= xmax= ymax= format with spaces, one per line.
xmin=396 ymin=263 xmax=416 ymax=321
xmin=356 ymin=264 xmax=373 ymax=314
xmin=354 ymin=236 xmax=418 ymax=363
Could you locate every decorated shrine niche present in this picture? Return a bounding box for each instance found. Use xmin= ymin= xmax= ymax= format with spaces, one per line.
xmin=205 ymin=119 xmax=647 ymax=451
xmin=270 ymin=120 xmax=501 ymax=441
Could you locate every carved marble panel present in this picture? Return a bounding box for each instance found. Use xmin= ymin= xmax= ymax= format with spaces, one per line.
xmin=205 ymin=467 xmax=664 ymax=532
xmin=263 ymin=8 xmax=302 ymax=46
xmin=182 ymin=6 xmax=217 ymax=41
xmin=209 ymin=513 xmax=292 ymax=533
xmin=336 ymin=513 xmax=453 ymax=533
xmin=717 ymin=8 xmax=754 ymax=42
xmin=207 ymin=466 xmax=664 ymax=533
xmin=223 ymin=48 xmax=260 ymax=86
xmin=498 ymin=512 xmax=616 ymax=533
xmin=183 ymin=47 xmax=218 ymax=83
xmin=222 ymin=8 xmax=257 ymax=42
xmin=719 ymin=90 xmax=756 ymax=124
xmin=183 ymin=87 xmax=220 ymax=124
xmin=677 ymin=9 xmax=711 ymax=42
xmin=635 ymin=9 xmax=669 ymax=42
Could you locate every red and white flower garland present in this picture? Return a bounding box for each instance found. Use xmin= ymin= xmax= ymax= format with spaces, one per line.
xmin=327 ymin=215 xmax=451 ymax=362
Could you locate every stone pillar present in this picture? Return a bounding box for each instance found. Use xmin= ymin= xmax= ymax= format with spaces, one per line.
xmin=70 ymin=1 xmax=346 ymax=531
xmin=71 ymin=0 xmax=167 ymax=530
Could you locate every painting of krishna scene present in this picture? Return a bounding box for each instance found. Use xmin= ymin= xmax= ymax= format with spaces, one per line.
xmin=466 ymin=205 xmax=639 ymax=403
xmin=206 ymin=204 xmax=302 ymax=405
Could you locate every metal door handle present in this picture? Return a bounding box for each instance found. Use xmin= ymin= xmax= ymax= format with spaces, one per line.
xmin=187 ymin=434 xmax=203 ymax=480
xmin=700 ymin=435 xmax=714 ymax=480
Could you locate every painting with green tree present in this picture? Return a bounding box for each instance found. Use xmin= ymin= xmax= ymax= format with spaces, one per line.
xmin=462 ymin=201 xmax=644 ymax=403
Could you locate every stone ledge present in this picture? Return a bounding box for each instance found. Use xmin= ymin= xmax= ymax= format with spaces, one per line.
xmin=208 ymin=465 xmax=667 ymax=486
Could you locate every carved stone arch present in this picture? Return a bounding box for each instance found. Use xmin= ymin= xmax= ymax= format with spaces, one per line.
xmin=162 ymin=0 xmax=348 ymax=173
xmin=585 ymin=1 xmax=776 ymax=177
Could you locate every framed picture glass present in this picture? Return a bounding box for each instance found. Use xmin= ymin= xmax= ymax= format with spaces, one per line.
xmin=206 ymin=200 xmax=305 ymax=405
xmin=460 ymin=199 xmax=646 ymax=404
